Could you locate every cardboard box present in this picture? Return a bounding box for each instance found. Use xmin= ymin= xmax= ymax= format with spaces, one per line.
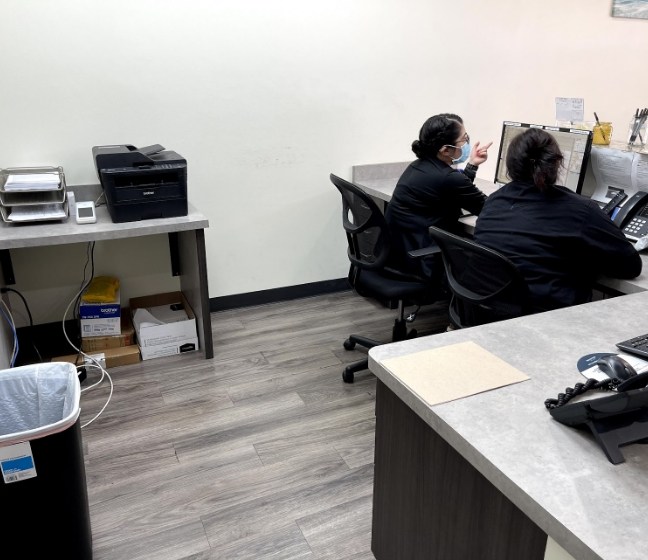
xmin=130 ymin=291 xmax=198 ymax=360
xmin=53 ymin=344 xmax=141 ymax=369
xmin=80 ymin=290 xmax=121 ymax=338
xmin=81 ymin=311 xmax=135 ymax=352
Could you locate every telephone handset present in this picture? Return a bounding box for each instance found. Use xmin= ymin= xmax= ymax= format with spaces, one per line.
xmin=612 ymin=190 xmax=648 ymax=239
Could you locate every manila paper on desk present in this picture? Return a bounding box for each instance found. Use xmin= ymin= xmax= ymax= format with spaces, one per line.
xmin=382 ymin=341 xmax=529 ymax=406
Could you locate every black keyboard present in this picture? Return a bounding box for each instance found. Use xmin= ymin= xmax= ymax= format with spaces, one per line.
xmin=617 ymin=333 xmax=648 ymax=359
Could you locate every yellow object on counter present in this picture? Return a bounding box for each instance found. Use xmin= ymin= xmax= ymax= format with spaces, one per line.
xmin=592 ymin=122 xmax=612 ymax=145
xmin=81 ymin=276 xmax=120 ymax=303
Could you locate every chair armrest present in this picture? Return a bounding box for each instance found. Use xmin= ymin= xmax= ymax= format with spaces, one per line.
xmin=408 ymin=245 xmax=441 ymax=259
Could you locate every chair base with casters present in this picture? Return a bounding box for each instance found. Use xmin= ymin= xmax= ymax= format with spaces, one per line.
xmin=342 ymin=299 xmax=419 ymax=383
xmin=339 ymin=261 xmax=441 ymax=383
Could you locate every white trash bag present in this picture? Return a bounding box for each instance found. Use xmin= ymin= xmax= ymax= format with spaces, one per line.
xmin=0 ymin=361 xmax=80 ymax=447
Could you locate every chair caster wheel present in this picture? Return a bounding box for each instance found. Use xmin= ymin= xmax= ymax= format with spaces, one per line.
xmin=342 ymin=368 xmax=355 ymax=383
xmin=343 ymin=339 xmax=355 ymax=351
xmin=407 ymin=329 xmax=418 ymax=339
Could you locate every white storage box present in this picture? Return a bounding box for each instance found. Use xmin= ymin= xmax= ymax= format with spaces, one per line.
xmin=130 ymin=292 xmax=198 ymax=360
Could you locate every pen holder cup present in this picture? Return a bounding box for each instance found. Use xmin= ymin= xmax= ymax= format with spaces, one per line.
xmin=592 ymin=122 xmax=613 ymax=145
xmin=628 ymin=118 xmax=647 ymax=147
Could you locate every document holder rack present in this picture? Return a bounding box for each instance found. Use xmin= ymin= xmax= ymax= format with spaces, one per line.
xmin=550 ymin=387 xmax=648 ymax=464
xmin=0 ymin=166 xmax=68 ymax=224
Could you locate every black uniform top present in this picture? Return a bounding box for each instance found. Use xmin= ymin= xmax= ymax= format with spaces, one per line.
xmin=385 ymin=157 xmax=487 ymax=279
xmin=473 ymin=180 xmax=642 ymax=311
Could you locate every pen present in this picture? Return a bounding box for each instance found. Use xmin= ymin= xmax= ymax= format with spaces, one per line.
xmin=630 ymin=109 xmax=640 ymax=144
xmin=639 ymin=108 xmax=647 ymax=144
xmin=630 ymin=108 xmax=647 ymax=145
xmin=594 ymin=112 xmax=607 ymax=143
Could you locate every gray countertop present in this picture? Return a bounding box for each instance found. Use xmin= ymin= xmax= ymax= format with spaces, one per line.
xmin=369 ymin=291 xmax=648 ymax=560
xmin=0 ymin=184 xmax=209 ymax=250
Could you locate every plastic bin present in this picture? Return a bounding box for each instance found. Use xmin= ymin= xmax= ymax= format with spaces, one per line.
xmin=0 ymin=362 xmax=92 ymax=558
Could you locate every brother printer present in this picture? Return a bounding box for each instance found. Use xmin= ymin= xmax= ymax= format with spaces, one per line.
xmin=92 ymin=144 xmax=187 ymax=223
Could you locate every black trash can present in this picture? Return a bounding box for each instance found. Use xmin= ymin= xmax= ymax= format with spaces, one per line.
xmin=0 ymin=362 xmax=92 ymax=559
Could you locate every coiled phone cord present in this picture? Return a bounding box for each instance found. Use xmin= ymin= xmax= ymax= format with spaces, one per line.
xmin=544 ymin=377 xmax=621 ymax=410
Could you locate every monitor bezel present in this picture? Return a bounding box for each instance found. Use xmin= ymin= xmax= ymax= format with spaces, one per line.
xmin=493 ymin=121 xmax=593 ymax=195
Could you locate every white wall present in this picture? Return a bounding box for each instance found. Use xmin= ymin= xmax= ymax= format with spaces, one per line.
xmin=1 ymin=0 xmax=647 ymax=325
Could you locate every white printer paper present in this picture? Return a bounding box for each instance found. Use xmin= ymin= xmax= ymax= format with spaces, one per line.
xmin=133 ymin=304 xmax=188 ymax=330
xmin=4 ymin=172 xmax=60 ymax=192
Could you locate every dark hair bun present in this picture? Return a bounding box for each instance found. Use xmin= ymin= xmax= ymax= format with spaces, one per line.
xmin=411 ymin=139 xmax=423 ymax=158
xmin=412 ymin=114 xmax=462 ymax=159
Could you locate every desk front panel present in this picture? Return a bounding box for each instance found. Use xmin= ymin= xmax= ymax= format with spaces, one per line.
xmin=372 ymin=379 xmax=546 ymax=560
xmin=369 ymin=291 xmax=648 ymax=560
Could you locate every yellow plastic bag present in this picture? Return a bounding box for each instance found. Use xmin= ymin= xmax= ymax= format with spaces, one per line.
xmin=81 ymin=276 xmax=120 ymax=303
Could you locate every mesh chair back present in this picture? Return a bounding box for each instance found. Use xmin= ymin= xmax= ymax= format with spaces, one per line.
xmin=428 ymin=226 xmax=531 ymax=327
xmin=330 ymin=174 xmax=391 ymax=271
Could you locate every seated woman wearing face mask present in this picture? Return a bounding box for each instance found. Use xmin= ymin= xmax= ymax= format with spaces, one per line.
xmin=385 ymin=113 xmax=492 ymax=283
xmin=474 ymin=127 xmax=642 ymax=312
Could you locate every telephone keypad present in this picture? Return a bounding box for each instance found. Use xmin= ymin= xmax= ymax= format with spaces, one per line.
xmin=623 ymin=216 xmax=648 ymax=239
xmin=615 ymin=192 xmax=648 ymax=240
xmin=625 ymin=217 xmax=647 ymax=231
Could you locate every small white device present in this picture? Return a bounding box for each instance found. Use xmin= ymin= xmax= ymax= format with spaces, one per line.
xmin=75 ymin=200 xmax=97 ymax=224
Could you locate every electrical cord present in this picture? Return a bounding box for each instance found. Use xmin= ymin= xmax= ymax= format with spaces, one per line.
xmin=76 ymin=241 xmax=96 ymax=313
xmin=62 ymin=280 xmax=114 ymax=428
xmin=71 ymin=241 xmax=96 ymax=362
xmin=1 ymin=286 xmax=43 ymax=362
xmin=0 ymin=299 xmax=18 ymax=366
xmin=78 ymin=362 xmax=114 ymax=429
xmin=94 ymin=191 xmax=106 ymax=208
xmin=59 ymin=240 xmax=113 ymax=428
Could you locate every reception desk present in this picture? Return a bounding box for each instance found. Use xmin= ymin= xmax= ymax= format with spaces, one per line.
xmin=369 ymin=290 xmax=648 ymax=560
xmin=351 ymin=161 xmax=648 ymax=293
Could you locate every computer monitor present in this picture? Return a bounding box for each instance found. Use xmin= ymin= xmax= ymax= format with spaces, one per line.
xmin=494 ymin=121 xmax=593 ymax=194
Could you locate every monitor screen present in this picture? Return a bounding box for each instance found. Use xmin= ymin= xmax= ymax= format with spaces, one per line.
xmin=494 ymin=121 xmax=593 ymax=194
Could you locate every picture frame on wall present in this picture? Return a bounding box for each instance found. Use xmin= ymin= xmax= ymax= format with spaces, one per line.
xmin=612 ymin=0 xmax=648 ymax=19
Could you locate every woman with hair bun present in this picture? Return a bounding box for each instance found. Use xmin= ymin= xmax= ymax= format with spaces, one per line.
xmin=474 ymin=127 xmax=641 ymax=312
xmin=385 ymin=113 xmax=492 ymax=283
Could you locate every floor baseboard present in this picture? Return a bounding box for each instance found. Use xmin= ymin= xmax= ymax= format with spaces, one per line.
xmin=209 ymin=278 xmax=349 ymax=312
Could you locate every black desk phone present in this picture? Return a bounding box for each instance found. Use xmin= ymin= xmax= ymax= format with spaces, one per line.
xmin=546 ymin=353 xmax=648 ymax=464
xmin=612 ymin=190 xmax=648 ymax=240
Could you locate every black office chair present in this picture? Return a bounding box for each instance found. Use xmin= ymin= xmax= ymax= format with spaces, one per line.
xmin=428 ymin=226 xmax=532 ymax=329
xmin=330 ymin=173 xmax=440 ymax=383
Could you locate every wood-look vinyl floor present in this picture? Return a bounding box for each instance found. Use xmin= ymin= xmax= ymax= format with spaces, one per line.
xmin=80 ymin=291 xmax=450 ymax=559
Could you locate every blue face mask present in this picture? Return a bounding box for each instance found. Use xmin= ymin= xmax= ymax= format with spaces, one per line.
xmin=452 ymin=142 xmax=471 ymax=165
